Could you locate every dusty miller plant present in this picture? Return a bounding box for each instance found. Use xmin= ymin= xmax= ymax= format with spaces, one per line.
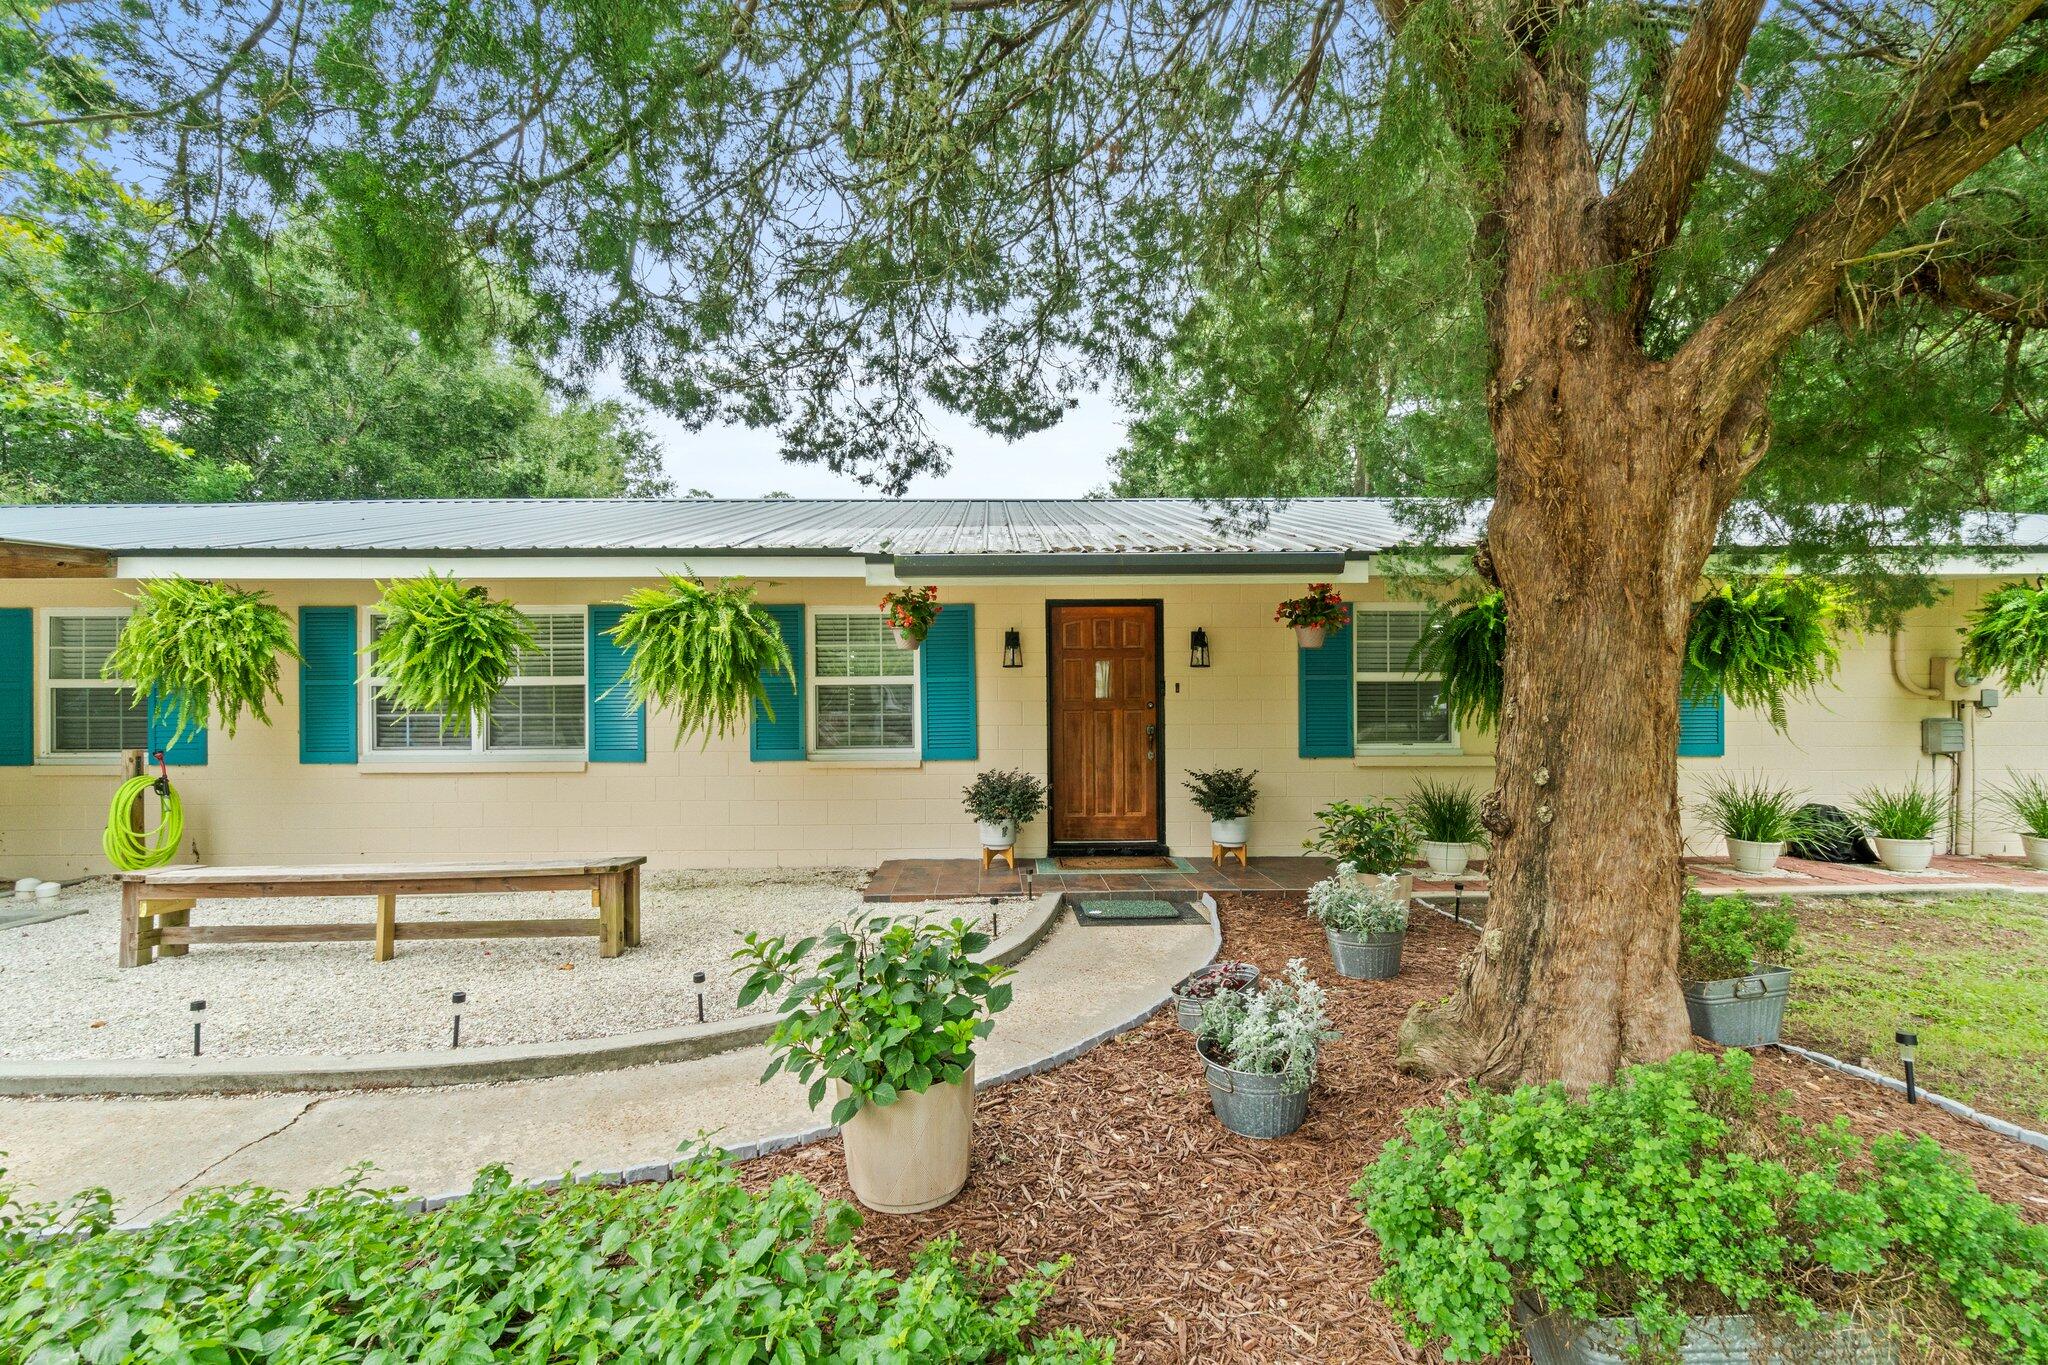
xmin=1197 ymin=959 xmax=1338 ymax=1091
xmin=1307 ymin=868 xmax=1411 ymax=936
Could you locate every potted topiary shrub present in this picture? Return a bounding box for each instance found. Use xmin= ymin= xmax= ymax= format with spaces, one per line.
xmin=1168 ymin=959 xmax=1260 ymax=1031
xmin=1677 ymin=890 xmax=1797 ymax=1047
xmin=1359 ymin=1051 xmax=2048 ymax=1365
xmin=1692 ymin=774 xmax=1816 ymax=875
xmin=1850 ymin=781 xmax=1944 ymax=872
xmin=880 ymin=584 xmax=941 ymax=649
xmin=734 ymin=914 xmax=1013 ymax=1214
xmin=106 ymin=577 xmax=302 ymax=740
xmin=1991 ymin=772 xmax=2048 ymax=869
xmin=1403 ymin=779 xmax=1484 ymax=877
xmin=1195 ymin=959 xmax=1337 ymax=1139
xmin=606 ymin=573 xmax=795 ymax=742
xmin=1307 ymin=866 xmax=1410 ymax=980
xmin=1274 ymin=583 xmax=1346 ymax=648
xmin=366 ymin=573 xmax=534 ymax=728
xmin=961 ymin=768 xmax=1047 ymax=865
xmin=1183 ymin=767 xmax=1257 ymax=849
xmin=1305 ymin=799 xmax=1418 ymax=902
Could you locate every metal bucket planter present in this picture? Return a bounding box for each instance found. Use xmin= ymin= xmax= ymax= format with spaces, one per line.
xmin=1171 ymin=963 xmax=1260 ymax=1031
xmin=1517 ymin=1298 xmax=1895 ymax=1365
xmin=1326 ymin=927 xmax=1404 ymax=980
xmin=1682 ymin=964 xmax=1792 ymax=1047
xmin=1199 ymin=1042 xmax=1308 ymax=1139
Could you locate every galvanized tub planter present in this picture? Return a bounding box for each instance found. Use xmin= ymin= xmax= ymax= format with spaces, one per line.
xmin=1325 ymin=927 xmax=1404 ymax=980
xmin=1170 ymin=962 xmax=1260 ymax=1032
xmin=1198 ymin=1042 xmax=1308 ymax=1139
xmin=1516 ymin=1299 xmax=1895 ymax=1365
xmin=1682 ymin=964 xmax=1791 ymax=1047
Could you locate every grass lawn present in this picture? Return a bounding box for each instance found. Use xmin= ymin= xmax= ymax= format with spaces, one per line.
xmin=1783 ymin=890 xmax=2048 ymax=1127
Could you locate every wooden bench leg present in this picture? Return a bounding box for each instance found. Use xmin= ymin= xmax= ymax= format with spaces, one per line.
xmin=597 ymin=873 xmax=624 ymax=958
xmin=119 ymin=881 xmax=147 ymax=967
xmin=374 ymin=893 xmax=397 ymax=962
xmin=624 ymin=865 xmax=641 ymax=948
xmin=157 ymin=901 xmax=193 ymax=957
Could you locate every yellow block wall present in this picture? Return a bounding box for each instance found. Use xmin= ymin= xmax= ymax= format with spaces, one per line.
xmin=0 ymin=574 xmax=2028 ymax=880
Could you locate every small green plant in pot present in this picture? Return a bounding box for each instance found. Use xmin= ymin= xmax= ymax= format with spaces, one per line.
xmin=366 ymin=573 xmax=535 ymax=730
xmin=1403 ymin=780 xmax=1485 ymax=877
xmin=1274 ymin=582 xmax=1346 ymax=648
xmin=1305 ymin=798 xmax=1418 ymax=900
xmin=962 ymin=768 xmax=1047 ymax=860
xmin=1184 ymin=767 xmax=1258 ymax=849
xmin=1307 ymin=866 xmax=1411 ymax=980
xmin=880 ymin=584 xmax=941 ymax=648
xmin=1850 ymin=781 xmax=1945 ymax=872
xmin=734 ymin=914 xmax=1013 ymax=1214
xmin=105 ymin=577 xmax=302 ymax=741
xmin=1992 ymin=772 xmax=2048 ymax=870
xmin=1677 ymin=891 xmax=1798 ymax=1046
xmin=1692 ymin=774 xmax=1817 ymax=875
xmin=1195 ymin=959 xmax=1338 ymax=1139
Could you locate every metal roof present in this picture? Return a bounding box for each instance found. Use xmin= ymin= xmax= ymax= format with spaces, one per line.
xmin=0 ymin=498 xmax=1417 ymax=557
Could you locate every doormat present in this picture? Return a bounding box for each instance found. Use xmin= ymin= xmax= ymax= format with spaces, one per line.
xmin=1066 ymin=896 xmax=1207 ymax=927
xmin=1054 ymin=855 xmax=1178 ymax=871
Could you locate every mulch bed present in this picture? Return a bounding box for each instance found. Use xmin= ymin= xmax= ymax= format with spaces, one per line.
xmin=746 ymin=894 xmax=2048 ymax=1364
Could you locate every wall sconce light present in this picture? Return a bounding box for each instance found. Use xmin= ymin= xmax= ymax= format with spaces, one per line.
xmin=1002 ymin=628 xmax=1023 ymax=668
xmin=1190 ymin=628 xmax=1211 ymax=668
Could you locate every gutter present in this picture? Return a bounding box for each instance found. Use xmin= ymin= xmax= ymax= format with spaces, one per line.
xmin=890 ymin=551 xmax=1354 ymax=577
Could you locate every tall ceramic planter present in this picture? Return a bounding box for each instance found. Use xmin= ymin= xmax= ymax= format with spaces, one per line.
xmin=1872 ymin=837 xmax=1934 ymax=873
xmin=977 ymin=819 xmax=1017 ymax=851
xmin=1516 ymin=1298 xmax=1894 ymax=1365
xmin=1293 ymin=624 xmax=1326 ymax=649
xmin=1682 ymin=965 xmax=1792 ymax=1047
xmin=1199 ymin=1044 xmax=1308 ymax=1139
xmin=836 ymin=1063 xmax=976 ymax=1214
xmin=1209 ymin=816 xmax=1249 ymax=847
xmin=1420 ymin=841 xmax=1470 ymax=877
xmin=2022 ymin=832 xmax=2048 ymax=870
xmin=1724 ymin=838 xmax=1785 ymax=875
xmin=1326 ymin=927 xmax=1404 ymax=980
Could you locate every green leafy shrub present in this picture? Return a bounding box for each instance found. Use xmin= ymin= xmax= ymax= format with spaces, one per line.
xmin=1307 ymin=868 xmax=1410 ymax=935
xmin=735 ymin=915 xmax=1014 ymax=1125
xmin=1405 ymin=779 xmax=1485 ymax=844
xmin=1357 ymin=1051 xmax=2048 ymax=1364
xmin=1962 ymin=579 xmax=2048 ymax=689
xmin=1196 ymin=958 xmax=1338 ymax=1090
xmin=1852 ymin=782 xmax=1945 ymax=841
xmin=1678 ymin=890 xmax=1797 ymax=981
xmin=366 ymin=573 xmax=534 ymax=729
xmin=607 ymin=573 xmax=794 ymax=742
xmin=0 ymin=1152 xmax=1111 ymax=1362
xmin=963 ymin=768 xmax=1048 ymax=826
xmin=1693 ymin=773 xmax=1818 ymax=844
xmin=105 ymin=577 xmax=301 ymax=739
xmin=1413 ymin=590 xmax=1507 ymax=731
xmin=1305 ymin=798 xmax=1417 ymax=874
xmin=1992 ymin=772 xmax=2048 ymax=837
xmin=881 ymin=583 xmax=942 ymax=642
xmin=1685 ymin=574 xmax=1847 ymax=730
xmin=1184 ymin=767 xmax=1258 ymax=820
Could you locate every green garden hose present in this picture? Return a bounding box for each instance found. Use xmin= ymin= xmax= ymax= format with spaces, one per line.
xmin=104 ymin=773 xmax=184 ymax=871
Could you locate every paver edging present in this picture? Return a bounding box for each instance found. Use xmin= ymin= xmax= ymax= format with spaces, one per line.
xmin=1775 ymin=1042 xmax=2048 ymax=1153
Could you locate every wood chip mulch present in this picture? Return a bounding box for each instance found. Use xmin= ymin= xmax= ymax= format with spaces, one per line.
xmin=745 ymin=895 xmax=2048 ymax=1364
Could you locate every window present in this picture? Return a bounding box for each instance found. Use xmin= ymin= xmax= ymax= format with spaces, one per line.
xmin=43 ymin=611 xmax=149 ymax=757
xmin=365 ymin=610 xmax=586 ymax=758
xmin=1354 ymin=608 xmax=1456 ymax=750
xmin=811 ymin=611 xmax=918 ymax=757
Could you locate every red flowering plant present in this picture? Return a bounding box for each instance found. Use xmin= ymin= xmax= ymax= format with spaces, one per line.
xmin=881 ymin=584 xmax=942 ymax=644
xmin=1275 ymin=583 xmax=1347 ymax=631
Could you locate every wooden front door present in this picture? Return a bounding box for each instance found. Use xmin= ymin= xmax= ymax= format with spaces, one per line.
xmin=1048 ymin=602 xmax=1162 ymax=848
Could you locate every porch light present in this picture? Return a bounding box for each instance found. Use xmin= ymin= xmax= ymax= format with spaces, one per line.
xmin=1002 ymin=628 xmax=1023 ymax=668
xmin=1896 ymin=1029 xmax=1919 ymax=1103
xmin=1190 ymin=628 xmax=1211 ymax=668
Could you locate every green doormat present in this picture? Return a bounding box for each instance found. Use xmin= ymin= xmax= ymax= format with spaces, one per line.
xmin=1066 ymin=896 xmax=1206 ymax=926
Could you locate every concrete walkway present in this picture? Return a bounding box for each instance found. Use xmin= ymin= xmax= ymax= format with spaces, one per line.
xmin=0 ymin=913 xmax=1216 ymax=1222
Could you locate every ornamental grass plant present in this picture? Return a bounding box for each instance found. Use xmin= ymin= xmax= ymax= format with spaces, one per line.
xmin=105 ymin=577 xmax=300 ymax=739
xmin=1693 ymin=774 xmax=1819 ymax=845
xmin=607 ymin=573 xmax=794 ymax=742
xmin=366 ymin=573 xmax=534 ymax=730
xmin=1404 ymin=779 xmax=1485 ymax=845
xmin=1851 ymin=783 xmax=1946 ymax=842
xmin=1992 ymin=773 xmax=2048 ymax=837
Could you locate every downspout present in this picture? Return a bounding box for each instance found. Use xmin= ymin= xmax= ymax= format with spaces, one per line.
xmin=1888 ymin=629 xmax=1942 ymax=699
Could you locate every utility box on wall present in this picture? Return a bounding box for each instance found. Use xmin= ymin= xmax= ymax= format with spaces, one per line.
xmin=1920 ymin=717 xmax=1965 ymax=756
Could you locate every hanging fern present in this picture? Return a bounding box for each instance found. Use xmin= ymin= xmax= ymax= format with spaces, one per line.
xmin=366 ymin=574 xmax=535 ymax=731
xmin=1684 ymin=573 xmax=1847 ymax=730
xmin=1411 ymin=591 xmax=1506 ymax=731
xmin=1961 ymin=578 xmax=2048 ymax=689
xmin=106 ymin=577 xmax=301 ymax=740
xmin=606 ymin=573 xmax=794 ymax=743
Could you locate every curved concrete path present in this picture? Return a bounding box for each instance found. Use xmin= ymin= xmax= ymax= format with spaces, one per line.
xmin=0 ymin=911 xmax=1216 ymax=1223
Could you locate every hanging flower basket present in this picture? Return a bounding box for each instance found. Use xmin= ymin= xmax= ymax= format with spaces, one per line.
xmin=605 ymin=574 xmax=794 ymax=743
xmin=106 ymin=577 xmax=302 ymax=740
xmin=1275 ymin=584 xmax=1346 ymax=648
xmin=882 ymin=584 xmax=941 ymax=648
xmin=366 ymin=574 xmax=535 ymax=730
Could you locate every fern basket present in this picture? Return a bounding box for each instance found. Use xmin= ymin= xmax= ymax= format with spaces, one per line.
xmin=107 ymin=577 xmax=302 ymax=741
xmin=366 ymin=574 xmax=535 ymax=731
xmin=605 ymin=574 xmax=794 ymax=744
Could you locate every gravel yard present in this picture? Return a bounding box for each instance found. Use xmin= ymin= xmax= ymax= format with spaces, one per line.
xmin=0 ymin=871 xmax=995 ymax=1061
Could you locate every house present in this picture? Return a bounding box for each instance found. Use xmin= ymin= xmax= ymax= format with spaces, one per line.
xmin=0 ymin=497 xmax=2040 ymax=880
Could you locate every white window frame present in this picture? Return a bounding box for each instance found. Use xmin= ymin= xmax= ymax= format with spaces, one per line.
xmin=1353 ymin=603 xmax=1462 ymax=755
xmin=807 ymin=607 xmax=922 ymax=762
xmin=36 ymin=607 xmax=150 ymax=764
xmin=360 ymin=607 xmax=588 ymax=763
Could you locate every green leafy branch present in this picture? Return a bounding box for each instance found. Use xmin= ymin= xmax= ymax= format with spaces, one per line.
xmin=105 ymin=577 xmax=301 ymax=739
xmin=605 ymin=573 xmax=794 ymax=744
xmin=364 ymin=573 xmax=534 ymax=731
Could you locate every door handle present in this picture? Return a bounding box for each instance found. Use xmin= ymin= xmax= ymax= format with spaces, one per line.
xmin=1146 ymin=722 xmax=1156 ymax=761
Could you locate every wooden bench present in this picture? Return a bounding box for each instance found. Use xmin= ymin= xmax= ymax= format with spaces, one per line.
xmin=118 ymin=857 xmax=646 ymax=967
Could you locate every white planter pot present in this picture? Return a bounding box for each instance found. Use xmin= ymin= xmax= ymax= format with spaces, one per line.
xmin=1209 ymin=816 xmax=1249 ymax=847
xmin=890 ymin=625 xmax=922 ymax=650
xmin=1873 ymin=837 xmax=1935 ymax=873
xmin=976 ymin=819 xmax=1017 ymax=850
xmin=1724 ymin=838 xmax=1785 ymax=875
xmin=1420 ymin=840 xmax=1470 ymax=877
xmin=2022 ymin=833 xmax=2048 ymax=870
xmin=1293 ymin=624 xmax=1326 ymax=649
xmin=837 ymin=1064 xmax=975 ymax=1214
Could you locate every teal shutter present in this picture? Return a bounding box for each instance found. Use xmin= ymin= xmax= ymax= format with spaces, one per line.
xmin=920 ymin=603 xmax=977 ymax=761
xmin=587 ymin=604 xmax=645 ymax=762
xmin=751 ymin=604 xmax=805 ymax=762
xmin=298 ymin=606 xmax=359 ymax=764
xmin=148 ymin=691 xmax=208 ymax=765
xmin=0 ymin=609 xmax=29 ymax=766
xmin=1298 ymin=609 xmax=1355 ymax=758
xmin=1678 ymin=689 xmax=1725 ymax=757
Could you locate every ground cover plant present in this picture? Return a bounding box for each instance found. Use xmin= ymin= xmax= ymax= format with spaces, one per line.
xmin=1679 ymin=891 xmax=1798 ymax=983
xmin=106 ymin=577 xmax=301 ymax=739
xmin=0 ymin=1153 xmax=1110 ymax=1362
xmin=365 ymin=573 xmax=534 ymax=729
xmin=607 ymin=572 xmax=794 ymax=742
xmin=1359 ymin=1050 xmax=2048 ymax=1364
